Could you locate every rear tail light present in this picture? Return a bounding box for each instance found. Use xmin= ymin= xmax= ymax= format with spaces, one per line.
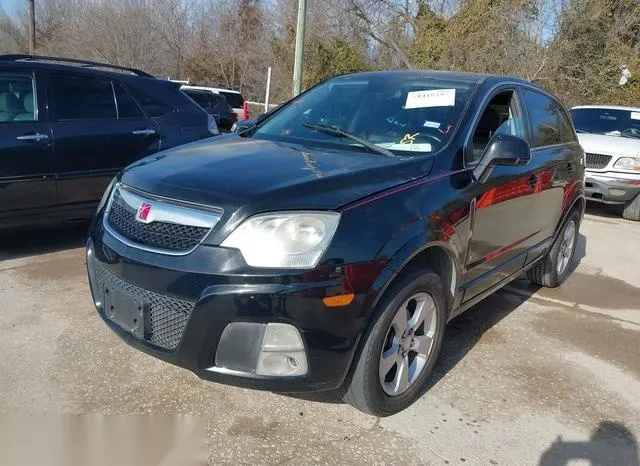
xmin=242 ymin=101 xmax=250 ymax=120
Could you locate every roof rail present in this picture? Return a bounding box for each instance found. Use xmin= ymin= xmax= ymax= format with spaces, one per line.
xmin=0 ymin=54 xmax=154 ymax=77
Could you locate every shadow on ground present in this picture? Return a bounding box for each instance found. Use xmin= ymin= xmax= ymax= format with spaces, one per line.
xmin=539 ymin=421 xmax=639 ymax=466
xmin=284 ymin=234 xmax=587 ymax=407
xmin=0 ymin=223 xmax=89 ymax=262
xmin=585 ymin=202 xmax=623 ymax=220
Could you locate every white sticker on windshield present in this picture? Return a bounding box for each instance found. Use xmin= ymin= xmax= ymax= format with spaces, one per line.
xmin=405 ymin=89 xmax=456 ymax=109
xmin=423 ymin=120 xmax=441 ymax=129
xmin=378 ymin=143 xmax=433 ymax=152
xmin=631 ymin=112 xmax=640 ymax=120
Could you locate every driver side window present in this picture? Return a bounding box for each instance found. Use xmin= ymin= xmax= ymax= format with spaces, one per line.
xmin=469 ymin=90 xmax=525 ymax=164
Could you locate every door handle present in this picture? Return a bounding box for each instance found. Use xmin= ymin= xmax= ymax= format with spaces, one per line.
xmin=528 ymin=175 xmax=538 ymax=189
xmin=132 ymin=129 xmax=156 ymax=136
xmin=16 ymin=133 xmax=49 ymax=142
xmin=567 ymin=163 xmax=574 ymax=172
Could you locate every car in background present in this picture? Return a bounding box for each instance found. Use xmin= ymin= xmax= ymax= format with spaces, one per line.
xmin=232 ymin=102 xmax=285 ymax=132
xmin=0 ymin=54 xmax=218 ymax=231
xmin=571 ymin=105 xmax=640 ymax=221
xmin=182 ymin=88 xmax=237 ymax=132
xmin=180 ymin=85 xmax=249 ymax=121
xmin=87 ymin=71 xmax=585 ymax=416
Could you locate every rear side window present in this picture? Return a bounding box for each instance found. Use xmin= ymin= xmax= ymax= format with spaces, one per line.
xmin=50 ymin=74 xmax=116 ymax=121
xmin=0 ymin=72 xmax=37 ymax=122
xmin=556 ymin=105 xmax=577 ymax=142
xmin=219 ymin=91 xmax=244 ymax=109
xmin=128 ymin=86 xmax=174 ymax=117
xmin=521 ymin=89 xmax=569 ymax=147
xmin=183 ymin=91 xmax=211 ymax=111
xmin=115 ymin=83 xmax=144 ymax=119
xmin=211 ymin=94 xmax=231 ymax=111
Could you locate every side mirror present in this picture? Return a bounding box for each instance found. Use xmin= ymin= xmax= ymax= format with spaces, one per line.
xmin=233 ymin=118 xmax=258 ymax=132
xmin=473 ymin=134 xmax=531 ymax=184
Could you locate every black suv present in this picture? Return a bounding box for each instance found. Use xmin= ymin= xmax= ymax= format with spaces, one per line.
xmin=87 ymin=71 xmax=585 ymax=416
xmin=0 ymin=55 xmax=217 ymax=230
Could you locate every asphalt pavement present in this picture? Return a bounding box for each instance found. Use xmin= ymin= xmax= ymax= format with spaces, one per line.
xmin=0 ymin=204 xmax=638 ymax=465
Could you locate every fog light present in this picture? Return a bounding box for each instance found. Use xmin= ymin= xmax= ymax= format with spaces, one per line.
xmin=256 ymin=351 xmax=307 ymax=377
xmin=255 ymin=323 xmax=307 ymax=377
xmin=609 ymin=188 xmax=626 ymax=197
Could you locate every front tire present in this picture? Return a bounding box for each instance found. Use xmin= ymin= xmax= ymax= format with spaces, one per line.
xmin=527 ymin=209 xmax=580 ymax=287
xmin=622 ymin=193 xmax=640 ymax=221
xmin=344 ymin=268 xmax=447 ymax=416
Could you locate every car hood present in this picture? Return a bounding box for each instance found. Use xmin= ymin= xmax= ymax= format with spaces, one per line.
xmin=120 ymin=134 xmax=433 ymax=213
xmin=577 ymin=133 xmax=640 ymax=157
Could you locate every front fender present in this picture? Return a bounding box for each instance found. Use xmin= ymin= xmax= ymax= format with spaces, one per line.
xmin=365 ymin=215 xmax=467 ymax=320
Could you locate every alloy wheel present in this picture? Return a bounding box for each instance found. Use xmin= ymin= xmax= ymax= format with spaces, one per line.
xmin=379 ymin=292 xmax=438 ymax=396
xmin=557 ymin=219 xmax=576 ymax=275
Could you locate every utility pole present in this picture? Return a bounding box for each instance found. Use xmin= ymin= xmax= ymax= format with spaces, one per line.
xmin=27 ymin=0 xmax=35 ymax=54
xmin=292 ymin=0 xmax=307 ymax=97
xmin=264 ymin=67 xmax=272 ymax=113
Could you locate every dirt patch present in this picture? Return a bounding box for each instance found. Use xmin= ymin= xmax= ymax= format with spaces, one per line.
xmin=533 ymin=308 xmax=640 ymax=379
xmin=15 ymin=251 xmax=85 ymax=283
xmin=513 ymin=272 xmax=640 ymax=311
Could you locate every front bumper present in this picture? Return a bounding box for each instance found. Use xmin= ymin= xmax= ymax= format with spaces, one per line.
xmin=584 ymin=171 xmax=640 ymax=204
xmin=86 ymin=217 xmax=385 ymax=393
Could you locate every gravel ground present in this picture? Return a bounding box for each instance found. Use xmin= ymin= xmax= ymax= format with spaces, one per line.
xmin=0 ymin=203 xmax=638 ymax=465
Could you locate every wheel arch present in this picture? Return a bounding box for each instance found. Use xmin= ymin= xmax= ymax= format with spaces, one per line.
xmin=556 ymin=193 xmax=586 ymax=239
xmin=373 ymin=235 xmax=461 ymax=322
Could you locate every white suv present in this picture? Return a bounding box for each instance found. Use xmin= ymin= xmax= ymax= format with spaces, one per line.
xmin=571 ymin=105 xmax=640 ymax=221
xmin=180 ymin=85 xmax=249 ymax=120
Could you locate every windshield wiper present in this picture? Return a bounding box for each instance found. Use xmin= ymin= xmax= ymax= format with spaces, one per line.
xmin=302 ymin=122 xmax=396 ymax=158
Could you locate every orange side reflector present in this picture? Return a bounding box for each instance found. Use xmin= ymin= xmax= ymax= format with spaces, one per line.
xmin=323 ymin=294 xmax=355 ymax=307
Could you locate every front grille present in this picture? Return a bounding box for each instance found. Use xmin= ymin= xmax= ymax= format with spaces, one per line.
xmin=108 ymin=201 xmax=209 ymax=251
xmin=96 ymin=264 xmax=194 ymax=350
xmin=105 ymin=186 xmax=218 ymax=253
xmin=585 ymin=153 xmax=612 ymax=169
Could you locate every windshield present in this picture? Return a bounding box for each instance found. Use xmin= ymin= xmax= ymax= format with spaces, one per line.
xmin=571 ymin=108 xmax=640 ymax=139
xmin=252 ymin=75 xmax=475 ymax=155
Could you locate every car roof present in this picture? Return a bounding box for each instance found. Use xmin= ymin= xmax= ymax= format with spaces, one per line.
xmin=181 ymin=85 xmax=242 ymax=95
xmin=571 ymin=105 xmax=640 ymax=112
xmin=0 ymin=55 xmax=156 ymax=81
xmin=330 ymin=70 xmax=533 ymax=86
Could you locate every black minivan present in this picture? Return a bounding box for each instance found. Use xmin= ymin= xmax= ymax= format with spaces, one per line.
xmin=87 ymin=71 xmax=585 ymax=416
xmin=0 ymin=55 xmax=217 ymax=230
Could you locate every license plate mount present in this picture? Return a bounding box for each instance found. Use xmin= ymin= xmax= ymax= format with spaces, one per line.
xmin=104 ymin=283 xmax=148 ymax=339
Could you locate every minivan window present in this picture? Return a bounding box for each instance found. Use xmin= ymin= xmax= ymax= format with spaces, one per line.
xmin=521 ymin=89 xmax=563 ymax=147
xmin=51 ymin=74 xmax=116 ymax=121
xmin=0 ymin=73 xmax=36 ymax=122
xmin=115 ymin=83 xmax=144 ymax=119
xmin=219 ymin=91 xmax=244 ymax=109
xmin=253 ymin=75 xmax=474 ymax=155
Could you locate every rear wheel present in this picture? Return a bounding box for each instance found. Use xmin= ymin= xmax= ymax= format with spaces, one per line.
xmin=527 ymin=209 xmax=580 ymax=287
xmin=622 ymin=194 xmax=640 ymax=221
xmin=344 ymin=268 xmax=447 ymax=416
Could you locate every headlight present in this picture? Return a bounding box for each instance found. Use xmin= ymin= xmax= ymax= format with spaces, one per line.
xmin=220 ymin=211 xmax=340 ymax=268
xmin=97 ymin=178 xmax=116 ymax=213
xmin=614 ymin=157 xmax=640 ymax=171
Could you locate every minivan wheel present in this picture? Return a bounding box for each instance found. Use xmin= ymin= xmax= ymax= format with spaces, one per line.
xmin=526 ymin=209 xmax=580 ymax=288
xmin=622 ymin=194 xmax=640 ymax=221
xmin=344 ymin=268 xmax=446 ymax=416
